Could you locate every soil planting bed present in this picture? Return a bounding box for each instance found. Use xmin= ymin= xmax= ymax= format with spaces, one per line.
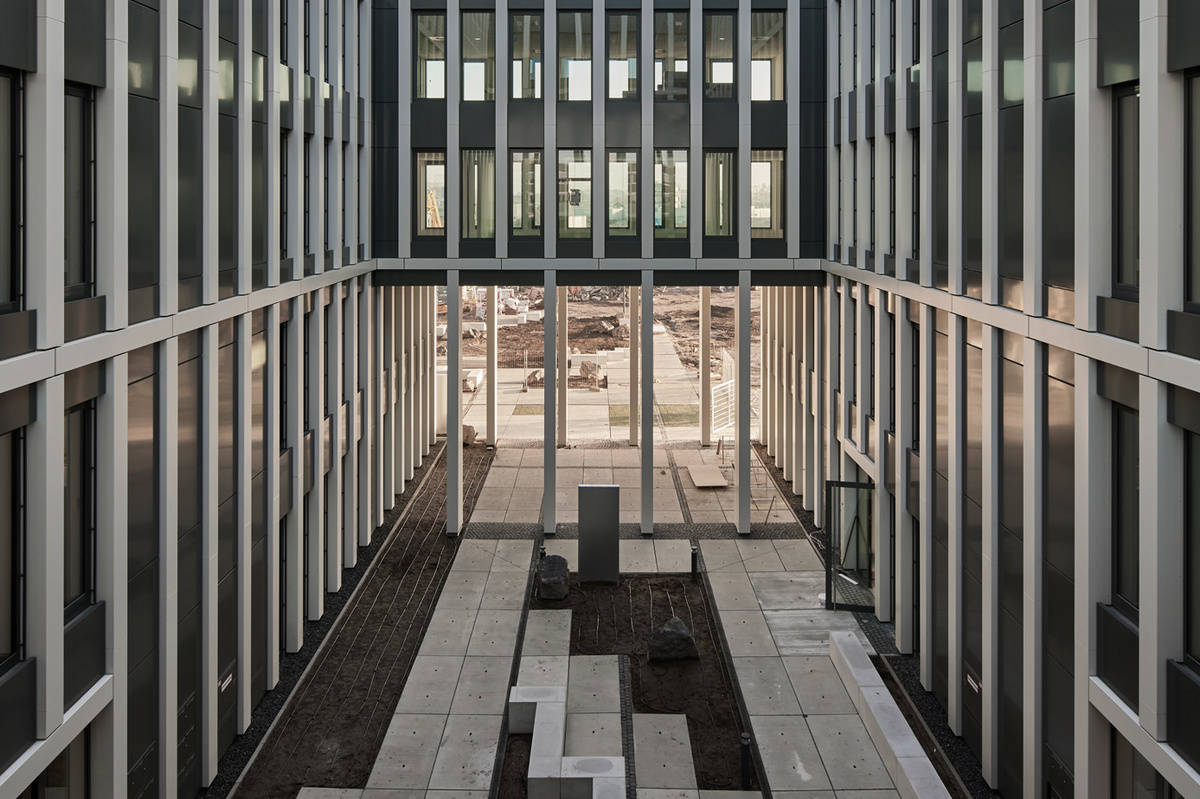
xmin=226 ymin=443 xmax=494 ymax=799
xmin=499 ymin=573 xmax=757 ymax=795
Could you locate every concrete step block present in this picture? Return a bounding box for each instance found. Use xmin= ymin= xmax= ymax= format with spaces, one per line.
xmin=531 ymin=701 xmax=567 ymax=760
xmin=591 ymin=776 xmax=627 ymax=799
xmin=509 ymin=685 xmax=568 ymax=733
xmin=560 ymin=756 xmax=627 ymax=799
xmin=829 ymin=630 xmax=883 ymax=716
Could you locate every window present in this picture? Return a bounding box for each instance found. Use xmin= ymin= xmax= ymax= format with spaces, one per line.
xmin=557 ymin=149 xmax=591 ymax=238
xmin=64 ymin=399 xmax=96 ymax=619
xmin=1189 ymin=432 xmax=1200 ymax=663
xmin=511 ymin=13 xmax=543 ymax=100
xmin=1111 ymin=728 xmax=1186 ymax=798
xmin=704 ymin=13 xmax=735 ymax=100
xmin=23 ymin=732 xmax=89 ymax=798
xmin=1113 ymin=83 xmax=1139 ymax=297
xmin=461 ymin=149 xmax=495 ymax=239
xmin=0 ymin=427 xmax=22 ymax=671
xmin=608 ymin=13 xmax=638 ymax=99
xmin=750 ymin=149 xmax=783 ymax=238
xmin=654 ymin=12 xmax=688 ymax=102
xmin=607 ymin=151 xmax=637 ymax=236
xmin=912 ymin=129 xmax=920 ymax=260
xmin=64 ymin=83 xmax=95 ymax=301
xmin=703 ymin=151 xmax=734 ymax=237
xmin=654 ymin=149 xmax=688 ymax=238
xmin=415 ymin=14 xmax=446 ymax=99
xmin=1187 ymin=73 xmax=1199 ymax=309
xmin=558 ymin=13 xmax=592 ymax=101
xmin=462 ymin=12 xmax=495 ymax=102
xmin=1112 ymin=403 xmax=1139 ymax=619
xmin=750 ymin=12 xmax=784 ymax=101
xmin=416 ymin=151 xmax=446 ymax=237
xmin=511 ymin=151 xmax=542 ymax=237
xmin=0 ymin=71 xmax=18 ymax=313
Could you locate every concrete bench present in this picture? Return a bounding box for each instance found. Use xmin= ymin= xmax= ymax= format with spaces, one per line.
xmin=830 ymin=631 xmax=951 ymax=799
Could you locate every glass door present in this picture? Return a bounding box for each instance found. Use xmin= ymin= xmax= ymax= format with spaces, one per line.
xmin=824 ymin=478 xmax=875 ymax=612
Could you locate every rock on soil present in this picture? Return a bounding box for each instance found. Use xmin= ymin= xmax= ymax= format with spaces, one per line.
xmin=648 ymin=616 xmax=699 ymax=661
xmin=538 ymin=555 xmax=569 ymax=600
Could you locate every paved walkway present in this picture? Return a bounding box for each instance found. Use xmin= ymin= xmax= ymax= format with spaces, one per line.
xmin=701 ymin=538 xmax=900 ymax=798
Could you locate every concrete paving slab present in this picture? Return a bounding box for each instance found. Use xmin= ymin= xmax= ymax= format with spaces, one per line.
xmin=706 ymin=572 xmax=762 ymax=610
xmin=523 ymin=609 xmax=573 ymax=656
xmin=636 ymin=791 xmax=699 ymax=799
xmin=480 ymin=571 xmax=528 ymax=609
xmin=748 ymin=715 xmax=831 ymax=792
xmin=697 ymin=793 xmax=766 ymax=799
xmin=567 ymin=655 xmax=621 ymax=713
xmin=564 ymin=712 xmax=623 ymax=756
xmin=360 ymin=790 xmax=430 ymax=798
xmin=827 ymin=790 xmax=900 ymax=798
xmin=530 ymin=701 xmax=567 ymax=759
xmin=421 ymin=792 xmax=490 ymax=798
xmin=699 ymin=540 xmax=746 ymax=572
xmin=544 ymin=539 xmax=580 ymax=572
xmin=620 ymin=540 xmax=658 ymax=573
xmin=632 ymin=714 xmax=697 ymax=790
xmin=449 ymin=656 xmax=513 ymax=715
xmin=747 ymin=572 xmax=825 ymax=610
xmin=417 ymin=609 xmax=479 ymax=656
xmin=518 ymin=655 xmax=570 ymax=687
xmin=733 ymin=657 xmax=803 ymax=715
xmin=492 ymin=449 xmax=523 ymax=467
xmin=466 ymin=610 xmax=522 ymax=655
xmin=296 ymin=789 xmax=365 ymax=798
xmin=780 ymin=656 xmax=856 ymax=715
xmin=561 ymin=756 xmax=627 ymax=799
xmin=718 ymin=611 xmax=779 ymax=657
xmin=591 ymin=777 xmax=628 ymax=799
xmin=492 ymin=539 xmax=534 ymax=571
xmin=508 ymin=686 xmax=568 ymax=733
xmin=427 ymin=714 xmax=503 ymax=791
xmin=735 ymin=540 xmax=786 ymax=572
xmin=394 ymin=657 xmax=465 ymax=714
xmin=654 ymin=539 xmax=693 ymax=573
xmin=806 ymin=715 xmax=893 ymax=791
xmin=367 ymin=714 xmax=448 ymax=789
xmin=451 ymin=539 xmax=497 ymax=572
xmin=435 ymin=572 xmax=488 ymax=610
xmin=763 ymin=610 xmax=874 ymax=656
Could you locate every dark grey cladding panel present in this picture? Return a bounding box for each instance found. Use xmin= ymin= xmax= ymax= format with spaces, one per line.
xmin=605 ymin=237 xmax=639 ymax=257
xmin=129 ymin=94 xmax=161 ymax=293
xmin=0 ymin=1 xmax=35 ymax=72
xmin=1098 ymin=0 xmax=1138 ymax=86
xmin=371 ymin=147 xmax=399 ymax=251
xmin=703 ymin=0 xmax=738 ymax=9
xmin=933 ymin=52 xmax=948 ymax=122
xmin=1098 ymin=361 xmax=1140 ymax=410
xmin=1168 ymin=0 xmax=1200 ymax=71
xmin=654 ymin=238 xmax=688 ymax=258
xmin=0 ymin=384 xmax=35 ymax=437
xmin=180 ymin=0 xmax=203 ymax=26
xmin=606 ymin=100 xmax=641 ymax=147
xmin=461 ymin=238 xmax=496 ymax=258
xmin=1043 ymin=1 xmax=1074 ymax=99
xmin=1096 ymin=296 xmax=1139 ymax=344
xmin=252 ymin=0 xmax=267 ymax=53
xmin=751 ymin=238 xmax=786 ymax=258
xmin=64 ymin=295 xmax=107 ymax=341
xmin=933 ymin=0 xmax=948 ymax=53
xmin=509 ymin=0 xmax=543 ymax=8
xmin=0 ymin=660 xmax=36 ymax=774
xmin=179 ymin=23 xmax=203 ymax=109
xmin=63 ymin=601 xmax=106 ymax=707
xmin=1168 ymin=662 xmax=1200 ymax=773
xmin=797 ymin=10 xmax=826 ymax=102
xmin=372 ymin=9 xmax=399 ymax=100
xmin=607 ymin=0 xmax=640 ymax=9
xmin=999 ymin=0 xmax=1023 ymax=27
xmin=751 ymin=102 xmax=786 ymax=148
xmin=373 ymin=101 xmax=399 ymax=147
xmin=557 ymin=102 xmax=593 ymax=147
xmin=797 ymin=146 xmax=826 ymax=246
xmin=1042 ymin=94 xmax=1074 ymax=290
xmin=883 ymin=75 xmax=895 ymax=134
xmin=411 ymin=236 xmax=447 ymax=258
xmin=65 ymin=362 xmax=105 ymax=409
xmin=509 ymin=102 xmax=545 ymax=147
xmin=461 ymin=102 xmax=496 ymax=147
xmin=219 ymin=0 xmax=239 ymax=42
xmin=0 ymin=312 xmax=36 ymax=361
xmin=1168 ymin=311 xmax=1200 ymax=361
xmin=556 ymin=238 xmax=592 ymax=258
xmin=653 ymin=0 xmax=689 ymax=8
xmin=64 ymin=0 xmax=107 ymax=87
xmin=1168 ymin=381 xmax=1200 ymax=436
xmin=702 ymin=102 xmax=738 ymax=147
xmin=1096 ymin=603 xmax=1139 ymax=710
xmin=653 ymin=102 xmax=689 ymax=146
xmin=461 ymin=0 xmax=494 ymax=7
xmin=411 ymin=100 xmax=447 ymax=147
xmin=703 ymin=237 xmax=737 ymax=258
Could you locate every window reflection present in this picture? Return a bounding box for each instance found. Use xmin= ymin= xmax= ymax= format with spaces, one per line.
xmin=511 ymin=151 xmax=542 ymax=236
xmin=511 ymin=14 xmax=543 ymax=100
xmin=461 ymin=149 xmax=495 ymax=239
xmin=607 ymin=151 xmax=637 ymax=236
xmin=704 ymin=13 xmax=735 ymax=100
xmin=462 ymin=12 xmax=495 ymax=102
xmin=704 ymin=151 xmax=734 ymax=237
xmin=416 ymin=151 xmax=446 ymax=236
xmin=750 ymin=12 xmax=783 ymax=101
xmin=558 ymin=149 xmax=591 ymax=238
xmin=416 ymin=14 xmax=446 ymax=99
xmin=654 ymin=13 xmax=688 ymax=101
xmin=64 ymin=399 xmax=96 ymax=617
xmin=608 ymin=14 xmax=638 ymax=99
xmin=654 ymin=149 xmax=688 ymax=238
xmin=558 ymin=13 xmax=592 ymax=101
xmin=750 ymin=149 xmax=783 ymax=238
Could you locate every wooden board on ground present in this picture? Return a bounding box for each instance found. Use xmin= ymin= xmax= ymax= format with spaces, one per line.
xmin=688 ymin=464 xmax=728 ymax=488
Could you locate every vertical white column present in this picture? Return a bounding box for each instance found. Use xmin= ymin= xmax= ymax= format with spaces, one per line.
xmin=1022 ymin=0 xmax=1044 ymax=314
xmin=285 ymin=300 xmax=305 ymax=652
xmin=1022 ymin=338 xmax=1045 ymax=797
xmin=700 ymin=286 xmax=712 ymax=447
xmin=1139 ymin=377 xmax=1185 ymax=741
xmin=873 ymin=297 xmax=893 ymax=623
xmin=946 ymin=0 xmax=963 ymax=295
xmin=236 ymin=316 xmax=253 ymax=733
xmin=237 ymin=0 xmax=254 ymax=295
xmin=359 ymin=277 xmax=377 ymax=543
xmin=496 ymin=4 xmax=509 ymax=259
xmin=776 ymin=289 xmax=787 ymax=469
xmin=640 ymin=0 xmax=653 ymax=258
xmin=980 ymin=0 xmax=1000 ymax=305
xmin=592 ymin=7 xmax=604 ymax=260
xmin=544 ymin=272 xmax=558 ymax=534
xmin=737 ymin=0 xmax=751 ymax=258
xmin=286 ymin=0 xmax=304 ymax=281
xmin=918 ymin=0 xmax=933 ymax=285
xmin=160 ymin=0 xmax=180 ymax=316
xmin=266 ymin=305 xmax=282 ymax=685
xmin=100 ymin=0 xmax=130 ymax=327
xmin=782 ymin=287 xmax=794 ymax=484
xmin=446 ymin=0 xmax=460 ymax=257
xmin=1073 ymin=0 xmax=1109 ymax=329
xmin=544 ymin=8 xmax=557 ymax=258
xmin=326 ymin=292 xmax=344 ymax=589
xmin=411 ymin=285 xmax=422 ymax=479
xmin=487 ymin=285 xmax=498 ymax=444
xmin=980 ymin=326 xmax=1000 ymax=785
xmin=447 ymin=272 xmax=463 ymax=535
xmin=426 ymin=286 xmax=436 ymax=456
xmin=946 ymin=315 xmax=964 ymax=733
xmin=763 ymin=287 xmax=772 ymax=455
xmin=894 ymin=300 xmax=915 ymax=653
xmin=917 ymin=305 xmax=935 ymax=688
xmin=791 ymin=287 xmax=804 ymax=495
xmin=200 ymin=325 xmax=220 ymax=782
xmin=895 ymin=0 xmax=914 ymax=278
xmin=344 ymin=281 xmax=359 ymax=568
xmin=630 ymin=285 xmax=640 ymax=446
xmin=398 ymin=286 xmax=409 ymax=487
xmin=373 ymin=287 xmax=385 ymax=525
xmin=641 ymin=271 xmax=655 ymax=535
xmin=306 ymin=302 xmax=326 ymax=618
xmin=557 ymin=285 xmax=569 ymax=446
xmin=737 ymin=272 xmax=752 ymax=535
xmin=382 ymin=289 xmax=396 ymax=506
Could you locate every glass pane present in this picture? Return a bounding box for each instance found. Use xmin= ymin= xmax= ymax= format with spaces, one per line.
xmin=654 ymin=149 xmax=688 ymax=238
xmin=64 ymin=405 xmax=87 ymax=607
xmin=704 ymin=151 xmax=733 ymax=236
xmin=1114 ymin=404 xmax=1139 ymax=610
xmin=461 ymin=149 xmax=495 ymax=238
xmin=64 ymin=90 xmax=87 ymax=291
xmin=416 ymin=14 xmax=447 ymax=99
xmin=416 ymin=151 xmax=446 ymax=236
xmin=607 ymin=151 xmax=637 ymax=236
xmin=462 ymin=12 xmax=495 ymax=101
xmin=558 ymin=13 xmax=592 ymax=101
xmin=608 ymin=14 xmax=638 ymax=99
xmin=0 ymin=74 xmax=12 ymax=305
xmin=558 ymin=149 xmax=591 ymax=238
xmin=0 ymin=431 xmax=13 ymax=660
xmin=654 ymin=12 xmax=688 ymax=101
xmin=1189 ymin=76 xmax=1200 ymax=303
xmin=511 ymin=14 xmax=543 ymax=99
xmin=704 ymin=14 xmax=735 ymax=99
xmin=511 ymin=151 xmax=542 ymax=236
xmin=1189 ymin=433 xmax=1200 ymax=660
xmin=750 ymin=12 xmax=783 ymax=101
xmin=750 ymin=149 xmax=783 ymax=238
xmin=1115 ymin=88 xmax=1139 ymax=290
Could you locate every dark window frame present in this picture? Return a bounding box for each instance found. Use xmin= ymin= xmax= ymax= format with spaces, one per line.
xmin=1186 ymin=70 xmax=1200 ymax=313
xmin=653 ymin=11 xmax=688 ymax=103
xmin=64 ymin=398 xmax=98 ymax=622
xmin=1187 ymin=430 xmax=1200 ymax=666
xmin=702 ymin=149 xmax=736 ymax=239
xmin=606 ymin=12 xmax=640 ymax=102
xmin=749 ymin=10 xmax=785 ymax=103
xmin=1111 ymin=401 xmax=1139 ymax=622
xmin=413 ymin=12 xmax=448 ymax=101
xmin=1111 ymin=81 xmax=1140 ymax=301
xmin=703 ymin=12 xmax=737 ymax=102
xmin=461 ymin=11 xmax=497 ymax=103
xmin=0 ymin=427 xmax=25 ymax=675
xmin=0 ymin=69 xmax=22 ymax=315
xmin=557 ymin=11 xmax=593 ymax=103
xmin=606 ymin=148 xmax=638 ymax=239
xmin=653 ymin=147 xmax=688 ymax=239
xmin=509 ymin=149 xmax=544 ymax=240
xmin=63 ymin=81 xmax=96 ymax=303
xmin=509 ymin=12 xmax=544 ymax=102
xmin=414 ymin=149 xmax=448 ymax=239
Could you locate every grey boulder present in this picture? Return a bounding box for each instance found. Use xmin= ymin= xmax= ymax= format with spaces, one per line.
xmin=539 ymin=554 xmax=569 ymax=600
xmin=648 ymin=616 xmax=699 ymax=661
